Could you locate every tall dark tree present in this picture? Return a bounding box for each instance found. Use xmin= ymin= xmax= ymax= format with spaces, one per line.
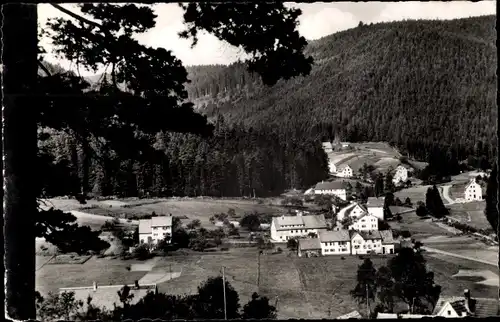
xmin=196 ymin=276 xmax=241 ymax=319
xmin=387 ymin=248 xmax=441 ymax=314
xmin=242 ymin=292 xmax=277 ymax=319
xmin=375 ymin=266 xmax=395 ymax=313
xmin=351 ymin=259 xmax=377 ymax=313
xmin=374 ymin=173 xmax=384 ymax=197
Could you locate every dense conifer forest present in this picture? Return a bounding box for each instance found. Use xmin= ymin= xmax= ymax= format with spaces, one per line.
xmin=186 ymin=15 xmax=497 ymax=163
xmin=40 ymin=15 xmax=496 ymax=198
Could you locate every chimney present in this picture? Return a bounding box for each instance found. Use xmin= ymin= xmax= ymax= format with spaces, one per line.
xmin=464 ymin=289 xmax=472 ymax=313
xmin=134 ymin=280 xmax=140 ymax=289
xmin=93 ymin=281 xmax=97 ymax=291
xmin=281 ymin=215 xmax=285 ymax=220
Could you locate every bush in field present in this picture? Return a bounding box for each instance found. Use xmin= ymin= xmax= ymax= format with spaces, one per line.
xmin=286 ymin=238 xmax=298 ymax=251
xmin=133 ymin=244 xmax=152 ymax=260
xmin=240 ymin=213 xmax=261 ymax=232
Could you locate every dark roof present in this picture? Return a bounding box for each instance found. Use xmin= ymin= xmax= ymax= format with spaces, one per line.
xmin=379 ymin=230 xmax=396 ymax=244
xmin=352 ymin=230 xmax=382 ymax=240
xmin=299 ymin=238 xmax=322 ymax=250
xmin=315 ymin=181 xmax=346 ymax=190
xmin=367 ymin=197 xmax=385 ymax=207
xmin=319 ymin=230 xmax=351 ymax=242
xmin=272 ymin=214 xmax=327 ymax=231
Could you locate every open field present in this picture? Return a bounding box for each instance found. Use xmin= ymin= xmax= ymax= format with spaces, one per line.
xmin=394 ymin=185 xmax=431 ymax=204
xmin=449 ymin=182 xmax=468 ymax=199
xmin=36 ymin=243 xmax=498 ymax=319
xmin=447 ymin=202 xmax=491 ymax=231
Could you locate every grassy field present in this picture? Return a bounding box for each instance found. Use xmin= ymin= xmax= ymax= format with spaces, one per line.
xmin=36 ymin=244 xmax=498 ymax=319
xmin=449 ymin=182 xmax=468 ymax=200
xmin=447 ymin=202 xmax=490 ymax=231
xmin=394 ymin=185 xmax=431 ymax=204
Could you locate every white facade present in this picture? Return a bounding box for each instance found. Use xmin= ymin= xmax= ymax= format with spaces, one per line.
xmin=314 ymin=188 xmax=347 ymax=200
xmin=270 ymin=214 xmax=327 ymax=242
xmin=368 ymin=207 xmax=384 ymax=220
xmin=336 ymin=165 xmax=353 ymax=178
xmin=435 ymin=302 xmax=468 ymax=318
xmin=350 ymin=232 xmax=383 ymax=255
xmin=319 ymin=230 xmax=351 ymax=256
xmin=382 ymin=243 xmax=395 ymax=254
xmin=349 ymin=203 xmax=367 ymax=219
xmin=392 ymin=165 xmax=409 ymax=185
xmin=139 ymin=216 xmax=173 ymax=245
xmin=328 ymin=161 xmax=337 ymax=174
xmin=464 ymin=179 xmax=483 ymax=201
xmin=349 ymin=214 xmax=379 ymax=231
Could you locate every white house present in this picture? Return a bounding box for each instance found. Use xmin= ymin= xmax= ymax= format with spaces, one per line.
xmin=464 ymin=179 xmax=483 ymax=202
xmin=297 ymin=238 xmax=322 ymax=257
xmin=366 ymin=197 xmax=385 ymax=220
xmin=314 ymin=181 xmax=347 ymax=200
xmin=322 ymin=142 xmax=333 ymax=153
xmin=341 ymin=202 xmax=368 ymax=221
xmin=336 ymin=165 xmax=353 ymax=178
xmin=432 ymin=290 xmax=500 ymax=318
xmin=350 ymin=230 xmax=383 ymax=255
xmin=349 ymin=213 xmax=379 ymax=231
xmin=328 ymin=161 xmax=337 ymax=174
xmin=319 ymin=230 xmax=351 ymax=256
xmin=139 ymin=215 xmax=173 ymax=245
xmin=270 ymin=213 xmax=327 ymax=242
xmin=392 ymin=164 xmax=412 ymax=185
xmin=379 ymin=230 xmax=397 ymax=254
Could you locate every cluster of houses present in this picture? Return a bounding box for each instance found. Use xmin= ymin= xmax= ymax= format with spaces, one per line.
xmin=270 ymin=195 xmax=399 ymax=257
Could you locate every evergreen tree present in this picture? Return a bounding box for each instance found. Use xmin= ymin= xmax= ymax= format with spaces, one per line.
xmin=484 ymin=165 xmax=498 ymax=235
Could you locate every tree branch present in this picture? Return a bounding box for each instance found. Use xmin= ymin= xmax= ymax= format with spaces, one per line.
xmin=38 ymin=60 xmax=52 ymax=77
xmin=50 ymin=4 xmax=104 ymax=30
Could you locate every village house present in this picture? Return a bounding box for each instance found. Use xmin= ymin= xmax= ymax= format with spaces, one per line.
xmin=432 ymin=289 xmax=500 ymax=318
xmin=336 ymin=164 xmax=354 ymax=178
xmin=464 ymin=179 xmax=483 ymax=202
xmin=313 ymin=181 xmax=347 ymax=200
xmin=139 ymin=215 xmax=173 ymax=245
xmin=328 ymin=161 xmax=337 ymax=174
xmin=270 ymin=212 xmax=327 ymax=242
xmin=319 ymin=230 xmax=351 ymax=255
xmin=297 ymin=238 xmax=322 ymax=257
xmin=350 ymin=230 xmax=383 ymax=255
xmin=366 ymin=197 xmax=385 ymax=220
xmin=392 ymin=164 xmax=413 ymax=185
xmin=337 ymin=202 xmax=367 ymax=222
xmin=348 ymin=213 xmax=379 ymax=231
xmin=60 ymin=281 xmax=158 ymax=312
xmin=322 ymin=141 xmax=333 ymax=153
xmin=379 ymin=229 xmax=397 ymax=254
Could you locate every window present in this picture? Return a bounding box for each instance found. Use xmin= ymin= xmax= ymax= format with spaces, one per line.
xmin=280 ymin=236 xmax=283 ymax=239
xmin=447 ymin=311 xmax=451 ymax=316
xmin=362 ymin=225 xmax=366 ymax=228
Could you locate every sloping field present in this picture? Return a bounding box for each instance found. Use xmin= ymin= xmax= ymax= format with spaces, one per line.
xmin=394 ymin=185 xmax=431 ymax=204
xmin=448 ymin=202 xmax=490 ymax=231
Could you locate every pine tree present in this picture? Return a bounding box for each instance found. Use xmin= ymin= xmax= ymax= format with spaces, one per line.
xmin=484 ymin=165 xmax=498 ymax=235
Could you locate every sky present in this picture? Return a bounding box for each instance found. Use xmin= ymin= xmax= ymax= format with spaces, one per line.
xmin=38 ymin=1 xmax=496 ymax=76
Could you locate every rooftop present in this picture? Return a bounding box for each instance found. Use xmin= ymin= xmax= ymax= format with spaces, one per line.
xmin=379 ymin=230 xmax=396 ymax=244
xmin=298 ymin=238 xmax=322 ymax=250
xmin=273 ymin=214 xmax=327 ymax=231
xmin=367 ymin=197 xmax=385 ymax=208
xmin=139 ymin=219 xmax=152 ymax=234
xmin=344 ymin=203 xmax=368 ymax=218
xmin=139 ymin=216 xmax=173 ymax=234
xmin=433 ymin=295 xmax=500 ymax=317
xmin=59 ymin=283 xmax=157 ymax=311
xmin=352 ymin=230 xmax=382 ymax=240
xmin=319 ymin=230 xmax=351 ymax=242
xmin=337 ymin=310 xmax=362 ymax=319
xmin=314 ymin=181 xmax=346 ymax=190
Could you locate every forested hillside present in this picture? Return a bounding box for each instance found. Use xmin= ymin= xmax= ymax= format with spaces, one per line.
xmin=185 ymin=15 xmax=497 ymax=163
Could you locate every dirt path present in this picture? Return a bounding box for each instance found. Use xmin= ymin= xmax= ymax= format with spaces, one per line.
xmin=441 ymin=185 xmax=455 ymax=205
xmin=422 ymin=246 xmax=497 ymax=266
xmin=69 ymin=210 xmax=138 ymax=225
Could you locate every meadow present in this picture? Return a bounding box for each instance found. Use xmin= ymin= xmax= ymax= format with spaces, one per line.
xmin=36 ymin=242 xmax=498 ymax=319
xmin=394 ymin=185 xmax=431 ymax=204
xmin=447 ymin=202 xmax=490 ymax=231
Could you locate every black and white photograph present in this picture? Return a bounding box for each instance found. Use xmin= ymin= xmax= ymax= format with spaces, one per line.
xmin=2 ymin=1 xmax=498 ymax=320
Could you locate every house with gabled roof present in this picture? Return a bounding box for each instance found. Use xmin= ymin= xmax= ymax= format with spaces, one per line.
xmin=432 ymin=289 xmax=500 ymax=318
xmin=366 ymin=197 xmax=385 ymax=220
xmin=336 ymin=164 xmax=353 ymax=178
xmin=270 ymin=212 xmax=327 ymax=242
xmin=139 ymin=215 xmax=173 ymax=245
xmin=298 ymin=238 xmax=322 ymax=257
xmin=348 ymin=213 xmax=379 ymax=232
xmin=379 ymin=229 xmax=397 ymax=254
xmin=314 ymin=181 xmax=347 ymax=200
xmin=319 ymin=230 xmax=351 ymax=255
xmin=464 ymin=179 xmax=483 ymax=202
xmin=350 ymin=230 xmax=383 ymax=255
xmin=392 ymin=164 xmax=413 ymax=185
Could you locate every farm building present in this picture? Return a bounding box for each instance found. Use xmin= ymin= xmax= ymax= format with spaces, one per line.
xmin=313 ymin=181 xmax=347 ymax=200
xmin=392 ymin=164 xmax=413 ymax=185
xmin=379 ymin=229 xmax=397 ymax=254
xmin=138 ymin=215 xmax=172 ymax=245
xmin=297 ymin=238 xmax=322 ymax=257
xmin=336 ymin=164 xmax=353 ymax=178
xmin=60 ymin=281 xmax=157 ymax=312
xmin=464 ymin=179 xmax=483 ymax=202
xmin=270 ymin=212 xmax=327 ymax=242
